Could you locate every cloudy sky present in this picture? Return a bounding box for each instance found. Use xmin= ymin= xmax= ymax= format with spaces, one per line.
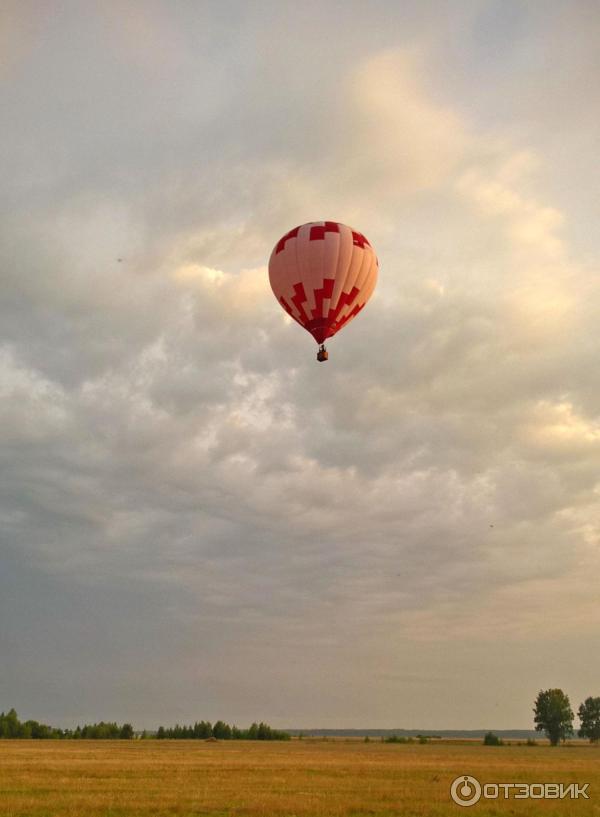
xmin=1 ymin=1 xmax=599 ymax=730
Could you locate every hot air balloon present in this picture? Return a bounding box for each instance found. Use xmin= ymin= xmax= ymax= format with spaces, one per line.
xmin=268 ymin=221 xmax=378 ymax=361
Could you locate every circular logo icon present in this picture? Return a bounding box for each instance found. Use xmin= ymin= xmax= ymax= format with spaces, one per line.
xmin=450 ymin=775 xmax=482 ymax=807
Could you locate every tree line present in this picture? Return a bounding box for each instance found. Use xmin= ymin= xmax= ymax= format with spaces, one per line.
xmin=5 ymin=693 xmax=598 ymax=745
xmin=156 ymin=720 xmax=290 ymax=740
xmin=0 ymin=709 xmax=133 ymax=739
xmin=533 ymin=689 xmax=600 ymax=745
xmin=0 ymin=709 xmax=290 ymax=741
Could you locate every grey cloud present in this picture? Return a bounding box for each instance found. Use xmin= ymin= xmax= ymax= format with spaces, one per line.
xmin=1 ymin=1 xmax=599 ymax=729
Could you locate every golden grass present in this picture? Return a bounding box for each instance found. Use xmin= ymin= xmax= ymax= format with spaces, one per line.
xmin=0 ymin=739 xmax=598 ymax=816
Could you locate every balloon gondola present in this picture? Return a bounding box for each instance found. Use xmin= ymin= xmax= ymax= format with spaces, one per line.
xmin=268 ymin=221 xmax=378 ymax=361
xmin=316 ymin=344 xmax=328 ymax=363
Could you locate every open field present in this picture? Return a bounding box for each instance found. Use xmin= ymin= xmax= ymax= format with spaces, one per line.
xmin=0 ymin=739 xmax=598 ymax=817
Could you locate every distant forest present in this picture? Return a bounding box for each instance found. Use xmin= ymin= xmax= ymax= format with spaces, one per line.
xmin=287 ymin=728 xmax=541 ymax=739
xmin=0 ymin=709 xmax=133 ymax=739
xmin=0 ymin=709 xmax=290 ymax=740
xmin=156 ymin=721 xmax=290 ymax=740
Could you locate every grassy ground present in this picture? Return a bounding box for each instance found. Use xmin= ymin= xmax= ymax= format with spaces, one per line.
xmin=0 ymin=739 xmax=598 ymax=816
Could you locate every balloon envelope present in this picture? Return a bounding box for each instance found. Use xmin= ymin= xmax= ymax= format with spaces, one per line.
xmin=268 ymin=221 xmax=378 ymax=344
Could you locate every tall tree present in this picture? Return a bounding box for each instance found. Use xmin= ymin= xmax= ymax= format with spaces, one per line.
xmin=578 ymin=697 xmax=600 ymax=743
xmin=212 ymin=720 xmax=231 ymax=739
xmin=533 ymin=688 xmax=574 ymax=746
xmin=119 ymin=723 xmax=134 ymax=739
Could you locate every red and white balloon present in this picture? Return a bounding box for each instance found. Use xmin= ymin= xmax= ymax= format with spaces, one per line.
xmin=268 ymin=221 xmax=378 ymax=351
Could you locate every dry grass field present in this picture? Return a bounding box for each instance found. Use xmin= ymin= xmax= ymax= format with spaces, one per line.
xmin=0 ymin=739 xmax=598 ymax=817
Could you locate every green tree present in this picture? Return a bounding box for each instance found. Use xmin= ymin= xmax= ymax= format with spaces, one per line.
xmin=199 ymin=721 xmax=213 ymax=739
xmin=119 ymin=723 xmax=134 ymax=739
xmin=25 ymin=720 xmax=49 ymax=739
xmin=257 ymin=722 xmax=271 ymax=740
xmin=212 ymin=720 xmax=232 ymax=739
xmin=578 ymin=697 xmax=600 ymax=743
xmin=483 ymin=731 xmax=503 ymax=746
xmin=1 ymin=709 xmax=21 ymax=738
xmin=533 ymin=688 xmax=574 ymax=746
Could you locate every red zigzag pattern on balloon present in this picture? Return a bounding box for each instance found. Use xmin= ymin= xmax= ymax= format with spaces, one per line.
xmin=278 ymin=279 xmax=362 ymax=339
